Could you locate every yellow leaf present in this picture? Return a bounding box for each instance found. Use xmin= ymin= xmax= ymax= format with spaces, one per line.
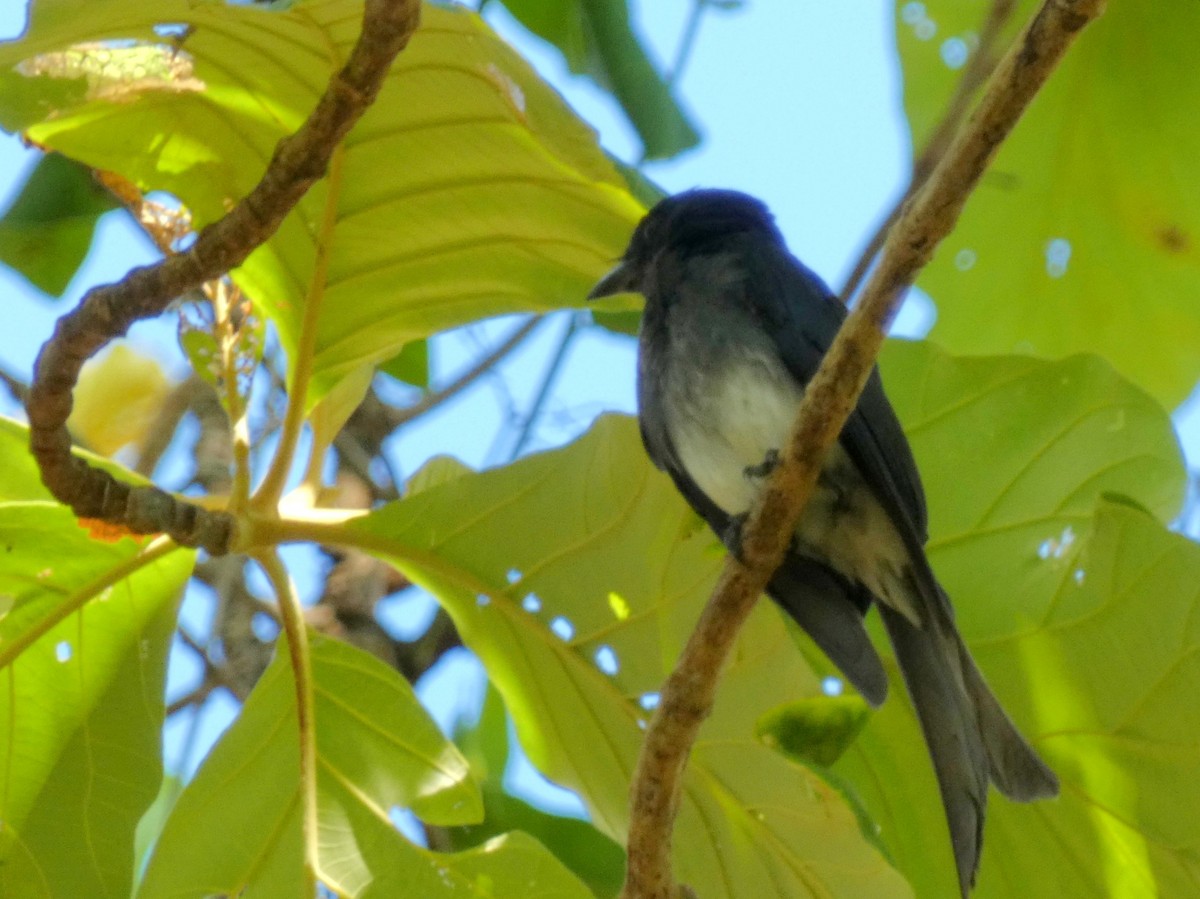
xmin=69 ymin=343 xmax=172 ymax=455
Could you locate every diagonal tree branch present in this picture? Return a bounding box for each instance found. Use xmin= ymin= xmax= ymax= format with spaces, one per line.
xmin=24 ymin=0 xmax=421 ymax=554
xmin=619 ymin=1 xmax=1107 ymax=896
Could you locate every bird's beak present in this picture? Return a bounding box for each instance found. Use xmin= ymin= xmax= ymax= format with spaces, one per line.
xmin=587 ymin=260 xmax=637 ymax=300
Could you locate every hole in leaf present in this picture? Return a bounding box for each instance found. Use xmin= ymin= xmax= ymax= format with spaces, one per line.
xmin=55 ymin=641 xmax=72 ymax=663
xmin=901 ymin=2 xmax=926 ymax=25
xmin=594 ymin=645 xmax=619 ymax=676
xmin=821 ymin=675 xmax=844 ymax=697
xmin=940 ymin=37 xmax=968 ymax=69
xmin=549 ymin=616 xmax=574 ymax=641
xmin=1045 ymin=237 xmax=1072 ymax=278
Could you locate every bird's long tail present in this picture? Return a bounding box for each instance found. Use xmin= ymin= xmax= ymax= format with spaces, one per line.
xmin=878 ymin=599 xmax=1058 ymax=898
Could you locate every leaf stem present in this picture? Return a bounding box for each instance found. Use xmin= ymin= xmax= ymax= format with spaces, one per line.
xmin=255 ymin=550 xmax=318 ymax=891
xmin=252 ymin=144 xmax=349 ymax=514
xmin=666 ymin=0 xmax=708 ymax=90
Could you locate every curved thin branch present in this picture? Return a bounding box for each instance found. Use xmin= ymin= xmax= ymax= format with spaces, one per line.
xmin=620 ymin=2 xmax=1106 ymax=896
xmin=507 ymin=311 xmax=582 ymax=461
xmin=25 ymin=0 xmax=421 ymax=554
xmin=391 ymin=315 xmax=544 ymax=428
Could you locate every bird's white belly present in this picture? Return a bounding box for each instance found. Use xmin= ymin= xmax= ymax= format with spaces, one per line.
xmin=665 ymin=353 xmax=920 ymax=622
xmin=669 ymin=357 xmax=802 ymax=515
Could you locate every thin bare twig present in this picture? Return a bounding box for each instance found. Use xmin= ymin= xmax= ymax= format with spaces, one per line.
xmin=840 ymin=0 xmax=1018 ymax=302
xmin=620 ymin=2 xmax=1106 ymax=896
xmin=134 ymin=375 xmax=210 ymax=477
xmin=25 ymin=0 xmax=421 ymax=554
xmin=0 ymin=364 xmax=28 ymax=405
xmin=507 ymin=311 xmax=582 ymax=460
xmin=391 ymin=315 xmax=543 ymax=428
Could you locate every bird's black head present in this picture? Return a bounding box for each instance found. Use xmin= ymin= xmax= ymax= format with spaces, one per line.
xmin=588 ymin=189 xmax=784 ymax=300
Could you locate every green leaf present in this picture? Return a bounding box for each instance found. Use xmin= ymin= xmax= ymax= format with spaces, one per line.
xmin=0 ymin=499 xmax=193 ymax=899
xmin=451 ymin=686 xmax=626 ymax=898
xmin=308 ymin=363 xmax=374 ymax=463
xmin=880 ymin=341 xmax=1186 ymax=640
xmin=0 ymin=0 xmax=644 ymax=408
xmin=140 ymin=633 xmax=586 ymax=897
xmin=0 ymin=67 xmax=88 ymax=133
xmin=353 ymin=414 xmax=912 ymax=899
xmin=897 ymin=0 xmax=1200 ymax=406
xmin=0 ymin=151 xmax=118 ymax=296
xmin=407 ymin=454 xmax=476 ymax=496
xmin=381 ymin=338 xmax=430 ymax=389
xmin=499 ymin=0 xmax=701 ymax=160
xmin=819 ymin=342 xmax=1192 ymax=895
xmin=132 ymin=774 xmax=182 ymax=889
xmin=837 ymin=500 xmax=1200 ymax=898
xmin=0 ymin=420 xmax=193 ymax=899
xmin=757 ymin=695 xmax=871 ymax=768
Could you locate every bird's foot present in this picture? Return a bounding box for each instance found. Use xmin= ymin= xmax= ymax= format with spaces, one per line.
xmin=744 ymin=448 xmax=780 ymax=480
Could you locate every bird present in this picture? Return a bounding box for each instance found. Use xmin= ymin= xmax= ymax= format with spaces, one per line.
xmin=588 ymin=189 xmax=1059 ymax=897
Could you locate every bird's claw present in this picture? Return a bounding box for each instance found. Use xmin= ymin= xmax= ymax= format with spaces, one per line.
xmin=743 ymin=448 xmax=780 ymax=480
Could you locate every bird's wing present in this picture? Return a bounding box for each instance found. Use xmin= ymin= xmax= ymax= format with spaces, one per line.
xmin=742 ymin=239 xmax=931 ymax=549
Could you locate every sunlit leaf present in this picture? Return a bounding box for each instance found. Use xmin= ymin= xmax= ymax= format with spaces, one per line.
xmin=0 ymin=0 xmax=643 ymax=408
xmin=897 ymin=0 xmax=1200 ymax=405
xmin=0 ymin=420 xmax=194 ymax=899
xmin=140 ymin=633 xmax=586 ymax=898
xmin=836 ymin=501 xmax=1200 ymax=898
xmin=68 ymin=342 xmax=173 ymax=455
xmin=450 ymin=686 xmax=626 ymax=898
xmin=881 ymin=341 xmax=1186 ymax=639
xmin=823 ymin=341 xmax=1192 ymax=896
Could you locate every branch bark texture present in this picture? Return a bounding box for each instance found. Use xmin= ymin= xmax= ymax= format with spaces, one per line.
xmin=24 ymin=0 xmax=421 ymax=554
xmin=620 ymin=1 xmax=1106 ymax=896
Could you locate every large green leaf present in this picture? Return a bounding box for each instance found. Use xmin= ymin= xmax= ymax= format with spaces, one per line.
xmin=897 ymin=0 xmax=1200 ymax=405
xmin=497 ymin=0 xmax=700 ymax=160
xmin=139 ymin=632 xmax=588 ymax=898
xmin=0 ymin=424 xmax=194 ymax=898
xmin=353 ymin=414 xmax=912 ymax=899
xmin=0 ymin=0 xmax=643 ymax=407
xmin=837 ymin=500 xmax=1200 ymax=898
xmin=881 ymin=340 xmax=1186 ymax=639
xmin=824 ymin=341 xmax=1193 ymax=896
